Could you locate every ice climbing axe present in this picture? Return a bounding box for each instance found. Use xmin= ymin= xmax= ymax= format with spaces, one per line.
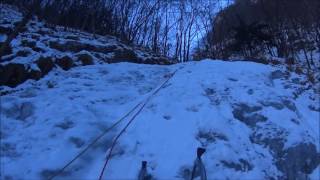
xmin=138 ymin=161 xmax=152 ymax=180
xmin=191 ymin=148 xmax=207 ymax=180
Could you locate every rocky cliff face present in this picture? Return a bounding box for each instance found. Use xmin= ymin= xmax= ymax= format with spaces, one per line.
xmin=0 ymin=4 xmax=171 ymax=88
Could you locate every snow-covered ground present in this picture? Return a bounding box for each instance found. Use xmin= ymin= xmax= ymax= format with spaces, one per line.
xmin=1 ymin=60 xmax=319 ymax=180
xmin=0 ymin=3 xmax=170 ymax=66
xmin=0 ymin=3 xmax=171 ymax=89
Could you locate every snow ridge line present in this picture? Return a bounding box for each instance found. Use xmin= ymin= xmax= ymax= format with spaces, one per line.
xmin=98 ymin=67 xmax=181 ymax=180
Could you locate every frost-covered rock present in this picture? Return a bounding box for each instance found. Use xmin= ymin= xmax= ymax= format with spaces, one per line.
xmin=0 ymin=63 xmax=28 ymax=87
xmin=55 ymin=56 xmax=74 ymax=70
xmin=75 ymin=51 xmax=94 ymax=66
xmin=276 ymin=143 xmax=320 ymax=180
xmin=232 ymin=103 xmax=267 ymax=127
xmin=36 ymin=56 xmax=55 ymax=75
xmin=112 ymin=48 xmax=138 ymax=62
xmin=0 ymin=4 xmax=171 ymax=87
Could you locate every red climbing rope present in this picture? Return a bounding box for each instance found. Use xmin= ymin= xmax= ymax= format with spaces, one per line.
xmin=98 ymin=69 xmax=179 ymax=180
xmin=48 ymin=68 xmax=180 ymax=180
xmin=48 ymin=101 xmax=143 ymax=180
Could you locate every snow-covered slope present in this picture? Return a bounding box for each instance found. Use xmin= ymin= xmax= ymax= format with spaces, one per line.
xmin=1 ymin=60 xmax=319 ymax=180
xmin=0 ymin=4 xmax=171 ymax=88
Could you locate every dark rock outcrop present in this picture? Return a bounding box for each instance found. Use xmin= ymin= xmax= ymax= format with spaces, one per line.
xmin=250 ymin=124 xmax=320 ymax=179
xmin=49 ymin=40 xmax=85 ymax=52
xmin=0 ymin=26 xmax=12 ymax=34
xmin=113 ymin=48 xmax=137 ymax=62
xmin=56 ymin=56 xmax=74 ymax=70
xmin=28 ymin=69 xmax=42 ymax=80
xmin=196 ymin=130 xmax=228 ymax=146
xmin=282 ymin=99 xmax=297 ymax=112
xmin=16 ymin=49 xmax=31 ymax=57
xmin=270 ymin=70 xmax=287 ymax=80
xmin=36 ymin=56 xmax=55 ymax=76
xmin=20 ymin=39 xmax=37 ymax=48
xmin=0 ymin=63 xmax=28 ymax=87
xmin=76 ymin=52 xmax=94 ymax=65
xmin=0 ymin=43 xmax=12 ymax=58
xmin=49 ymin=40 xmax=117 ymax=53
xmin=276 ymin=143 xmax=320 ymax=179
xmin=250 ymin=125 xmax=288 ymax=157
xmin=221 ymin=159 xmax=253 ymax=172
xmin=0 ymin=57 xmax=56 ymax=87
xmin=260 ymin=101 xmax=285 ymax=110
xmin=144 ymin=57 xmax=171 ymax=65
xmin=232 ymin=103 xmax=267 ymax=127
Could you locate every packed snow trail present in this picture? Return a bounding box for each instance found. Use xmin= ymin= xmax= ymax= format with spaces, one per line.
xmin=1 ymin=60 xmax=319 ymax=180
